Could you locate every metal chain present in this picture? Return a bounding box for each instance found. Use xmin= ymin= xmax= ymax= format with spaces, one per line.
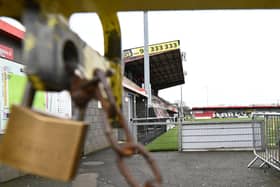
xmin=94 ymin=69 xmax=162 ymax=187
xmin=71 ymin=68 xmax=162 ymax=187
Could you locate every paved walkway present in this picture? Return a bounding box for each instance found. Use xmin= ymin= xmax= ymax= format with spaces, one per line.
xmin=1 ymin=149 xmax=280 ymax=187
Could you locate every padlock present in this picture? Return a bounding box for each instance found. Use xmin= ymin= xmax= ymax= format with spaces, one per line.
xmin=0 ymin=7 xmax=89 ymax=181
xmin=0 ymin=105 xmax=87 ymax=181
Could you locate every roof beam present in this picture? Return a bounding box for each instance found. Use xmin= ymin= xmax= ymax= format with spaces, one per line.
xmin=1 ymin=0 xmax=280 ymax=18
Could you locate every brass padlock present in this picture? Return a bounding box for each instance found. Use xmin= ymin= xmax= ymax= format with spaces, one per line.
xmin=0 ymin=105 xmax=87 ymax=181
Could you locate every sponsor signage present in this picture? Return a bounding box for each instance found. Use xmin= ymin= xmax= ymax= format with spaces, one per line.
xmin=0 ymin=58 xmax=72 ymax=133
xmin=124 ymin=40 xmax=180 ymax=58
xmin=0 ymin=44 xmax=14 ymax=60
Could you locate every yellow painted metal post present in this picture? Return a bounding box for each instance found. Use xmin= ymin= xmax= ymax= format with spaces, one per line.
xmin=98 ymin=10 xmax=122 ymax=109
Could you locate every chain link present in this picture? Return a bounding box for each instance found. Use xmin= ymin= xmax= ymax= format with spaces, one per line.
xmin=95 ymin=69 xmax=162 ymax=187
xmin=71 ymin=68 xmax=162 ymax=187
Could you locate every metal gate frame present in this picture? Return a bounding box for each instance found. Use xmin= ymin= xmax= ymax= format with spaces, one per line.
xmin=248 ymin=113 xmax=280 ymax=171
xmin=180 ymin=120 xmax=261 ymax=151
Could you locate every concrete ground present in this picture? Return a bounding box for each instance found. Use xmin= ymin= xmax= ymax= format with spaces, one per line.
xmin=1 ymin=149 xmax=280 ymax=187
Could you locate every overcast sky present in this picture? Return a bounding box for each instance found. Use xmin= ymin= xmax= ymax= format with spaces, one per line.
xmin=70 ymin=10 xmax=280 ymax=107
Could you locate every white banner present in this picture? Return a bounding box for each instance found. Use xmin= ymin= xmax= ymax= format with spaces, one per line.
xmin=0 ymin=57 xmax=72 ymax=133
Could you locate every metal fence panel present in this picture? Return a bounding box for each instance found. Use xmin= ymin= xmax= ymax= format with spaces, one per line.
xmin=183 ymin=141 xmax=256 ymax=150
xmin=248 ymin=113 xmax=280 ymax=171
xmin=183 ymin=134 xmax=256 ymax=142
xmin=181 ymin=121 xmax=261 ymax=151
xmin=183 ymin=127 xmax=253 ymax=136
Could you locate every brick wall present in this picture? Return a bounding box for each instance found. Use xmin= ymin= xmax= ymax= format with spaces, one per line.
xmin=82 ymin=100 xmax=117 ymax=155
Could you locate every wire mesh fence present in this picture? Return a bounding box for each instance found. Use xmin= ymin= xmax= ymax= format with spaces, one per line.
xmin=131 ymin=117 xmax=178 ymax=145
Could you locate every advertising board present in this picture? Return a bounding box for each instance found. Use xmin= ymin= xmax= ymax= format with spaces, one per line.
xmin=0 ymin=58 xmax=72 ymax=133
